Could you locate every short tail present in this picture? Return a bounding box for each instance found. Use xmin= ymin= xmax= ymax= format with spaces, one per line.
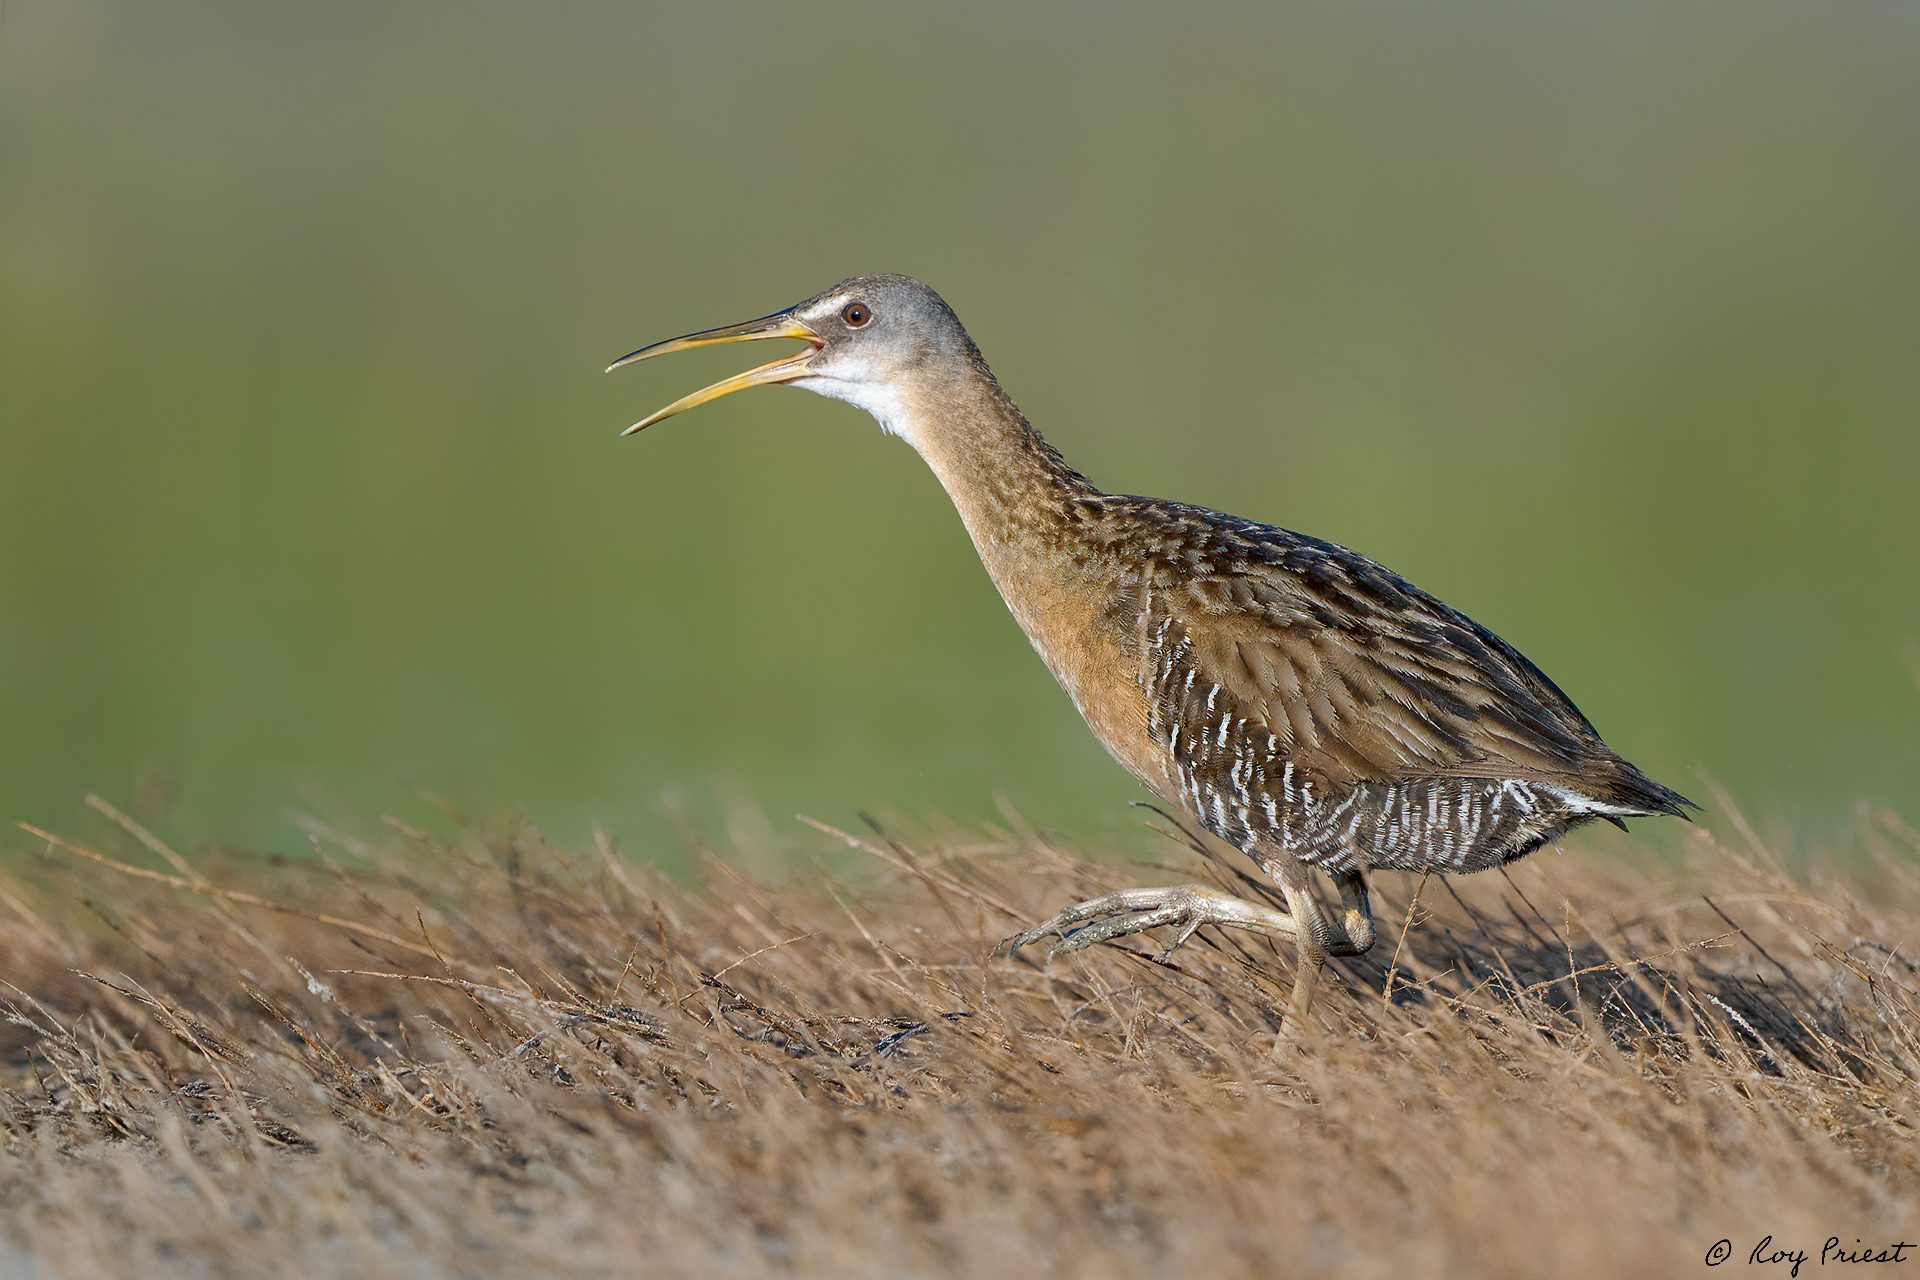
xmin=1599 ymin=757 xmax=1699 ymax=824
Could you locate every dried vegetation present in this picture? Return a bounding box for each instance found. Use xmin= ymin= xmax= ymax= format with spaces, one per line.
xmin=1 ymin=797 xmax=1916 ymax=1278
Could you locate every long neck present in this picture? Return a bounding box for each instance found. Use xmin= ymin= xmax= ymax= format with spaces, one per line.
xmin=887 ymin=357 xmax=1098 ymax=588
xmin=881 ymin=356 xmax=1140 ymax=759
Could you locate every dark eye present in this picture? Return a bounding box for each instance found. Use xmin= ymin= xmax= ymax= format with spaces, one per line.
xmin=842 ymin=301 xmax=871 ymax=328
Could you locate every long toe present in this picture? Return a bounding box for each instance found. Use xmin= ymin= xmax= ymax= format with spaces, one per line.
xmin=1043 ymin=904 xmax=1188 ymax=958
xmin=996 ymin=886 xmax=1194 ymax=956
xmin=997 ymin=883 xmax=1300 ymax=965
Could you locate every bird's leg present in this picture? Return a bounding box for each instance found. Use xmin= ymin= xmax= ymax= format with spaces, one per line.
xmin=1256 ymin=860 xmax=1376 ymax=1019
xmin=999 ymin=864 xmax=1377 ymax=1025
xmin=997 ymin=883 xmax=1298 ymax=965
xmin=1273 ymin=870 xmax=1328 ymax=1021
xmin=1327 ymin=868 xmax=1377 ymax=957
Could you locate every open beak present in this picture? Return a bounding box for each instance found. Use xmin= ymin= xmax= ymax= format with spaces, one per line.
xmin=605 ymin=310 xmax=823 ymax=436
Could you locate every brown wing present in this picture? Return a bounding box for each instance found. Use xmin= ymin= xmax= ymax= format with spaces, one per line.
xmin=1140 ymin=516 xmax=1614 ymax=791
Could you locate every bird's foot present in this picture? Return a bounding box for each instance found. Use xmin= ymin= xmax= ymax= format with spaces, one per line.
xmin=996 ymin=883 xmax=1299 ymax=964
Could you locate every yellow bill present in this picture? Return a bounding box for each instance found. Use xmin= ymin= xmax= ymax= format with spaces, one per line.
xmin=606 ymin=312 xmax=823 ymax=436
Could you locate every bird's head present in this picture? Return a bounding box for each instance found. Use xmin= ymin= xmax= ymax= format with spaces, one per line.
xmin=607 ymin=274 xmax=971 ymax=439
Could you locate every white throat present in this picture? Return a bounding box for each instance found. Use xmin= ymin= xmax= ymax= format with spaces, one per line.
xmin=794 ymin=373 xmax=922 ymax=449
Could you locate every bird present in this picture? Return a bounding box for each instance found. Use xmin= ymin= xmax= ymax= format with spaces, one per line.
xmin=606 ymin=274 xmax=1694 ymax=1019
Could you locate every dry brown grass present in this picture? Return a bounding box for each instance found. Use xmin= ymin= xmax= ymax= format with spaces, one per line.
xmin=1 ymin=799 xmax=1916 ymax=1279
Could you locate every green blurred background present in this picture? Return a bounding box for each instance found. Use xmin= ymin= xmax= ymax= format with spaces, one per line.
xmin=3 ymin=2 xmax=1916 ymax=860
